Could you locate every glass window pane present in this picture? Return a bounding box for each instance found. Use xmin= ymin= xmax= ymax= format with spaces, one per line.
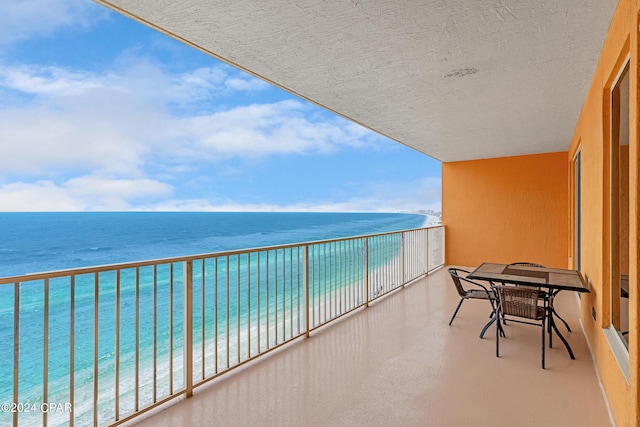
xmin=610 ymin=62 xmax=629 ymax=348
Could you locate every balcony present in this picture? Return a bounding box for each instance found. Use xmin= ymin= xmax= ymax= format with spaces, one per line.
xmin=130 ymin=265 xmax=611 ymax=427
xmin=0 ymin=226 xmax=611 ymax=426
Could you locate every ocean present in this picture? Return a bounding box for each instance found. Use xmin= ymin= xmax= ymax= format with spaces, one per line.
xmin=0 ymin=212 xmax=428 ymax=426
xmin=0 ymin=212 xmax=427 ymax=277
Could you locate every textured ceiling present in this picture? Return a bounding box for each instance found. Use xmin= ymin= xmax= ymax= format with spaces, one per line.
xmin=96 ymin=0 xmax=617 ymax=162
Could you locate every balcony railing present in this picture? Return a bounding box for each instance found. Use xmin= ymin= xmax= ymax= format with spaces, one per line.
xmin=0 ymin=225 xmax=444 ymax=427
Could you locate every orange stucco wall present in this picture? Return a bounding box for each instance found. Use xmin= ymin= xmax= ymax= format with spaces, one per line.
xmin=441 ymin=0 xmax=640 ymax=424
xmin=442 ymin=0 xmax=640 ymax=426
xmin=440 ymin=1 xmax=639 ymax=422
xmin=566 ymin=0 xmax=639 ymax=424
xmin=443 ymin=152 xmax=568 ymax=268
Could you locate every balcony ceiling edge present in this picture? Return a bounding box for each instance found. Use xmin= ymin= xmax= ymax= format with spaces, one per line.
xmin=95 ymin=0 xmax=617 ymax=162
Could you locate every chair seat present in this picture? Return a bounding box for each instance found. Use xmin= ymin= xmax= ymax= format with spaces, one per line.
xmin=466 ymin=289 xmax=493 ymax=299
xmin=447 ymin=268 xmax=498 ymax=331
xmin=494 ymin=283 xmax=548 ymax=368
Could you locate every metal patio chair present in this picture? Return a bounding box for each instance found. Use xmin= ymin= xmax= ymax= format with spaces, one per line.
xmin=448 ymin=268 xmax=499 ymax=338
xmin=508 ymin=262 xmax=571 ymax=333
xmin=494 ymin=283 xmax=549 ymax=369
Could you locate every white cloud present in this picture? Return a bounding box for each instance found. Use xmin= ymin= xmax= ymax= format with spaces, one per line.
xmin=167 ymin=67 xmax=226 ymax=105
xmin=0 ymin=63 xmax=172 ymax=175
xmin=224 ymin=76 xmax=269 ymax=92
xmin=158 ymin=66 xmax=270 ymax=108
xmin=0 ymin=61 xmax=386 ymax=179
xmin=0 ymin=0 xmax=104 ymax=45
xmin=0 ymin=181 xmax=82 ymax=211
xmin=136 ymin=177 xmax=441 ymax=213
xmin=65 ymin=175 xmax=172 ymax=198
xmin=0 ymin=172 xmax=439 ymax=213
xmin=0 ymin=65 xmax=104 ymax=96
xmin=0 ymin=176 xmax=173 ymax=211
xmin=0 ymin=106 xmax=154 ymax=175
xmin=173 ymin=100 xmax=377 ymax=159
xmin=295 ymin=176 xmax=442 ymax=213
xmin=0 ymin=38 xmax=427 ymax=213
xmin=140 ymin=198 xmax=431 ymax=214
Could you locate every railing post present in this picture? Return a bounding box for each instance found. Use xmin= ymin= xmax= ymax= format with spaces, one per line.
xmin=440 ymin=225 xmax=447 ymax=265
xmin=364 ymin=238 xmax=370 ymax=307
xmin=93 ymin=273 xmax=99 ymax=427
xmin=13 ymin=282 xmax=19 ymax=427
xmin=426 ymin=228 xmax=430 ymax=273
xmin=401 ymin=232 xmax=406 ymax=286
xmin=183 ymin=260 xmax=193 ymax=398
xmin=304 ymin=245 xmax=310 ymax=337
xmin=69 ymin=276 xmax=75 ymax=427
xmin=43 ymin=279 xmax=49 ymax=427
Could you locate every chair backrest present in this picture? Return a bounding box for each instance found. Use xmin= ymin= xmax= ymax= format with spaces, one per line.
xmin=495 ymin=285 xmax=540 ymax=319
xmin=508 ymin=262 xmax=545 ymax=268
xmin=448 ymin=268 xmax=469 ymax=297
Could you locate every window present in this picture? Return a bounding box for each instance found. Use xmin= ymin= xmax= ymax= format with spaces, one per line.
xmin=610 ymin=61 xmax=629 ymax=349
xmin=573 ymin=150 xmax=581 ymax=271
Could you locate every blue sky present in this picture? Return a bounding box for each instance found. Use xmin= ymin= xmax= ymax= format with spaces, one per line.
xmin=0 ymin=0 xmax=441 ymax=212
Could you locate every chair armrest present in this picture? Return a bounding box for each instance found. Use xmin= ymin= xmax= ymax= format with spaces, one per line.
xmin=459 ymin=276 xmax=495 ymax=299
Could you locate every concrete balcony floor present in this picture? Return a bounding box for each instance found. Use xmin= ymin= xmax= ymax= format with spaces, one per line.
xmin=131 ymin=266 xmax=611 ymax=427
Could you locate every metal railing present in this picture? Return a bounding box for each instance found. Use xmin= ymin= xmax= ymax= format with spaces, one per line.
xmin=0 ymin=225 xmax=444 ymax=426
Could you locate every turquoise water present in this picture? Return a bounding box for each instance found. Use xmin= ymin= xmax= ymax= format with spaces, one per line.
xmin=0 ymin=212 xmax=425 ymax=277
xmin=0 ymin=212 xmax=426 ymax=426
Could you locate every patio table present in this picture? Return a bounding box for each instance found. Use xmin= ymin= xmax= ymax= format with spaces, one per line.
xmin=468 ymin=262 xmax=590 ymax=359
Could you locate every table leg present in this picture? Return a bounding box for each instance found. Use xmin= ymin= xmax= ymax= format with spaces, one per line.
xmin=550 ymin=290 xmax=572 ymax=332
xmin=549 ymin=312 xmax=575 ymax=359
xmin=480 ymin=315 xmax=495 ymax=338
xmin=480 ymin=311 xmax=505 ymax=339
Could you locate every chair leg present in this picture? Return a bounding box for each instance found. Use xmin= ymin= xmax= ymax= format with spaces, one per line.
xmin=448 ymin=298 xmax=465 ymax=325
xmin=541 ymin=314 xmax=546 ymax=369
xmin=496 ymin=309 xmax=501 ymax=358
xmin=546 ymin=298 xmax=553 ymax=349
